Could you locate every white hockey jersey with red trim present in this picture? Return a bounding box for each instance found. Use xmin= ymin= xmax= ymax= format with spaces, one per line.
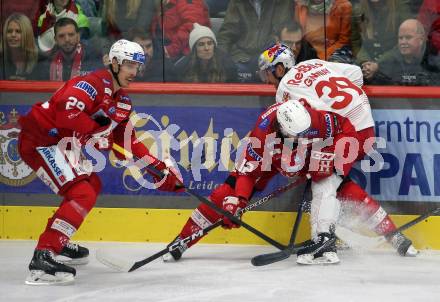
xmin=276 ymin=59 xmax=374 ymax=131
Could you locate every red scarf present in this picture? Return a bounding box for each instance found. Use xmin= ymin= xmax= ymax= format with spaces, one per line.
xmin=50 ymin=43 xmax=83 ymax=81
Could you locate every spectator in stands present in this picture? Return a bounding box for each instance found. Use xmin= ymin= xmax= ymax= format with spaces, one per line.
xmin=101 ymin=0 xmax=155 ymax=41
xmin=2 ymin=1 xmax=41 ymax=29
xmin=150 ymin=0 xmax=210 ymax=62
xmin=418 ymin=0 xmax=440 ymax=66
xmin=275 ymin=20 xmax=318 ymax=63
xmin=205 ymin=0 xmax=230 ymax=17
xmin=217 ymin=0 xmax=293 ymax=82
xmin=352 ymin=0 xmax=411 ymax=81
xmin=365 ymin=19 xmax=439 ymax=85
xmin=37 ymin=0 xmax=90 ymax=52
xmin=173 ymin=23 xmax=238 ymax=83
xmin=294 ymin=0 xmax=352 ymax=61
xmin=0 ymin=13 xmax=40 ymax=80
xmin=424 ymin=19 xmax=440 ymax=68
xmin=75 ymin=0 xmax=99 ymax=17
xmin=41 ymin=18 xmax=100 ymax=81
xmin=126 ymin=27 xmax=173 ymax=82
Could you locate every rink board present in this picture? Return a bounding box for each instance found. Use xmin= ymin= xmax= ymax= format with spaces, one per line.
xmin=1 ymin=205 xmax=439 ymax=250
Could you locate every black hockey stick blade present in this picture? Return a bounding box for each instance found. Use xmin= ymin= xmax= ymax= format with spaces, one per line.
xmin=251 ymin=249 xmax=291 ymax=266
xmin=250 ymin=241 xmax=308 ymax=266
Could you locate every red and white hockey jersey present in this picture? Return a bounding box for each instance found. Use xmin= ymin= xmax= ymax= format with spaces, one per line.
xmin=276 ymin=59 xmax=374 ymax=131
xmin=19 ymin=69 xmax=154 ymax=161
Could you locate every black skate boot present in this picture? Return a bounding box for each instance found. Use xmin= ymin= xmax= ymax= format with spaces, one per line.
xmin=58 ymin=242 xmax=90 ymax=265
xmin=296 ymin=232 xmax=340 ymax=265
xmin=388 ymin=232 xmax=418 ymax=257
xmin=162 ymin=236 xmax=188 ymax=262
xmin=25 ymin=249 xmax=76 ymax=285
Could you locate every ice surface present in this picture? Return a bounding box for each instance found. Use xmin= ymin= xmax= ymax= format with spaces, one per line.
xmin=1 ymin=240 xmax=439 ymax=302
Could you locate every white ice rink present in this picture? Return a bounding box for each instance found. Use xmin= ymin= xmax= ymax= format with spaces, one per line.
xmin=1 ymin=240 xmax=440 ymax=302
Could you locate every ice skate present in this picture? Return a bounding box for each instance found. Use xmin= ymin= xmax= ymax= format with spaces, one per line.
xmin=162 ymin=236 xmax=187 ymax=262
xmin=297 ymin=232 xmax=340 ymax=265
xmin=25 ymin=249 xmax=76 ymax=285
xmin=57 ymin=242 xmax=89 ymax=265
xmin=388 ymin=232 xmax=419 ymax=257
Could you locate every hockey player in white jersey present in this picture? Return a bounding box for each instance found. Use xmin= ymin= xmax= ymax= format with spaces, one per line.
xmin=258 ymin=43 xmax=417 ymax=264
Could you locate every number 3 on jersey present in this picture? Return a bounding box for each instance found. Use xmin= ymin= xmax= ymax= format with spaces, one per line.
xmin=315 ymin=77 xmax=363 ymax=110
xmin=66 ymin=96 xmax=86 ymax=111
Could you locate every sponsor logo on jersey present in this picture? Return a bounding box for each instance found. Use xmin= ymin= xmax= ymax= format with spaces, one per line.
xmin=107 ymin=106 xmax=116 ymax=115
xmin=119 ymin=95 xmax=131 ymax=102
xmin=324 ymin=114 xmax=333 ymax=138
xmin=102 ymin=78 xmax=111 ymax=85
xmin=117 ymin=102 xmax=131 ymax=110
xmin=297 ymin=128 xmax=318 ymax=137
xmin=247 ymin=143 xmax=262 ymax=161
xmin=104 ymin=87 xmax=113 ymax=96
xmin=40 ymin=147 xmax=64 ymax=178
xmin=258 ymin=117 xmax=269 ymax=129
xmin=261 ymin=105 xmax=279 ymax=119
xmin=74 ymin=81 xmax=97 ymax=100
xmin=115 ymin=111 xmax=128 ymax=119
xmin=0 ymin=108 xmax=36 ymax=186
xmin=310 ymin=150 xmax=335 ymax=160
xmin=36 ymin=167 xmax=59 ymax=194
xmin=48 ymin=128 xmax=59 ymax=137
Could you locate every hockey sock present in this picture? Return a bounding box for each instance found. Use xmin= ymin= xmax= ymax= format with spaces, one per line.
xmin=36 ymin=180 xmax=98 ymax=253
xmin=177 ymin=183 xmax=234 ymax=247
xmin=337 ymin=180 xmax=397 ymax=235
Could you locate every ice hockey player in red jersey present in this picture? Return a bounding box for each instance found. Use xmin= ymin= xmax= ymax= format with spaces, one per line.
xmin=18 ymin=39 xmax=183 ymax=285
xmin=257 ymin=43 xmax=418 ymax=263
xmin=163 ymin=100 xmax=366 ymax=264
xmin=163 ymin=44 xmax=417 ymax=264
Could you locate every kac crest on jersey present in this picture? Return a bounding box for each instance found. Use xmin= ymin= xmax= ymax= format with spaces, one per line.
xmin=0 ymin=109 xmax=35 ymax=186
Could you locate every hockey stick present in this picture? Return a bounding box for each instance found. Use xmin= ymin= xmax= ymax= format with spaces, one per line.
xmin=112 ymin=143 xmax=297 ymax=250
xmin=251 ymin=180 xmax=311 ymax=266
xmin=336 ymin=206 xmax=440 ymax=249
xmin=96 ymin=178 xmax=304 ymax=272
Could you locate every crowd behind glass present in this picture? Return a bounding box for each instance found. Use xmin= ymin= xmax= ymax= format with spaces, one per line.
xmin=1 ymin=0 xmax=439 ymax=86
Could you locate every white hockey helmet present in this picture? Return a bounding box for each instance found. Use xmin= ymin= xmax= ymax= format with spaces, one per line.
xmin=258 ymin=43 xmax=295 ymax=81
xmin=109 ymin=39 xmax=146 ymax=65
xmin=276 ymin=100 xmax=311 ymax=137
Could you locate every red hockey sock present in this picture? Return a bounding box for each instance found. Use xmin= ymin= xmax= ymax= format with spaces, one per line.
xmin=36 ymin=180 xmax=98 ymax=253
xmin=337 ymin=180 xmax=397 ymax=235
xmin=177 ymin=183 xmax=234 ymax=247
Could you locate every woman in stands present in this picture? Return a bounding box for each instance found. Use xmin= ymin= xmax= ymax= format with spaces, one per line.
xmin=1 ymin=13 xmax=40 ymax=80
xmin=173 ymin=23 xmax=238 ymax=83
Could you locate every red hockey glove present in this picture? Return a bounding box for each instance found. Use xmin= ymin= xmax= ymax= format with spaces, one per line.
xmin=222 ymin=196 xmax=248 ymax=229
xmin=152 ymin=159 xmax=185 ymax=193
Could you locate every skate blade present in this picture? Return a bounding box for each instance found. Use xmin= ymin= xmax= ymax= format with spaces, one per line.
xmin=297 ymin=252 xmax=340 ymax=265
xmin=162 ymin=253 xmax=177 ymax=263
xmin=56 ymin=255 xmax=89 ymax=265
xmin=25 ymin=270 xmax=75 ymax=286
xmin=404 ymin=245 xmax=419 ymax=257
